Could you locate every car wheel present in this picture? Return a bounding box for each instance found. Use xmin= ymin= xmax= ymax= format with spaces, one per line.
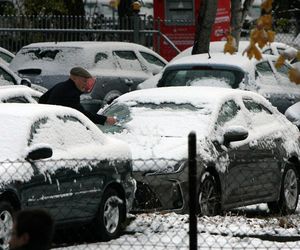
xmin=95 ymin=188 xmax=125 ymax=241
xmin=199 ymin=173 xmax=221 ymax=216
xmin=0 ymin=202 xmax=14 ymax=250
xmin=268 ymin=165 xmax=299 ymax=215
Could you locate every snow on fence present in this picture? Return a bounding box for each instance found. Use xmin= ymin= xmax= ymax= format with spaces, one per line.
xmin=0 ymin=156 xmax=300 ymax=249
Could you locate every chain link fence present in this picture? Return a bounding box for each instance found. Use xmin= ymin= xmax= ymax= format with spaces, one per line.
xmin=1 ymin=152 xmax=300 ymax=249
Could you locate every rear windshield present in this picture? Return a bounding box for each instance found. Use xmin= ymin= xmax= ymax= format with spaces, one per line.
xmin=10 ymin=47 xmax=88 ymax=69
xmin=158 ymin=66 xmax=245 ymax=89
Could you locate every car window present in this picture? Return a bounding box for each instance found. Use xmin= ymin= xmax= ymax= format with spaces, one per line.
xmin=139 ymin=51 xmax=166 ymax=67
xmin=100 ymin=103 xmax=131 ymax=134
xmin=113 ymin=51 xmax=143 ymax=71
xmin=0 ymin=51 xmax=13 ymax=63
xmin=94 ymin=52 xmax=108 ymax=63
xmin=0 ymin=67 xmax=15 ymax=84
xmin=216 ymin=100 xmax=240 ymax=126
xmin=262 ymin=48 xmax=272 ymax=55
xmin=29 ymin=116 xmax=97 ymax=149
xmin=274 ymin=62 xmax=291 ymax=78
xmin=277 ymin=48 xmax=286 ymax=55
xmin=2 ymin=96 xmax=29 ymax=103
xmin=25 ymin=49 xmax=61 ymax=60
xmin=244 ymin=98 xmax=279 ymax=127
xmin=255 ymin=61 xmax=277 ymax=85
xmin=28 ymin=117 xmax=49 ymax=146
xmin=57 ymin=115 xmax=96 ymax=146
xmin=243 ymin=98 xmax=272 ymax=114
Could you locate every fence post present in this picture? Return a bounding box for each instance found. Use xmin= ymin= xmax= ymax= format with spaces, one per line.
xmin=188 ymin=131 xmax=197 ymax=250
xmin=133 ymin=13 xmax=139 ymax=44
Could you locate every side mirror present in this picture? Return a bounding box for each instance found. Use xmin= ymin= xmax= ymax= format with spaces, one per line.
xmin=20 ymin=78 xmax=31 ymax=87
xmin=26 ymin=146 xmax=53 ymax=161
xmin=223 ymin=126 xmax=248 ymax=147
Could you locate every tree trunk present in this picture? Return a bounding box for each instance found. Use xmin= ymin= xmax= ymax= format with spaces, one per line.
xmin=192 ymin=0 xmax=218 ymax=55
xmin=231 ymin=0 xmax=254 ymax=50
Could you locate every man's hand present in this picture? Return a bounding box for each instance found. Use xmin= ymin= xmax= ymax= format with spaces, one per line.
xmin=106 ymin=116 xmax=117 ymax=125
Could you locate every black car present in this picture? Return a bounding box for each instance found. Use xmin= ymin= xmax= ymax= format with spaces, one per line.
xmin=99 ymin=86 xmax=300 ymax=215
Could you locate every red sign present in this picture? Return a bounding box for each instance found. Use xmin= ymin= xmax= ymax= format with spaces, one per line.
xmin=153 ymin=0 xmax=231 ymax=61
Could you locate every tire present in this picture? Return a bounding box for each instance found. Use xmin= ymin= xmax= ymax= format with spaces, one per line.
xmin=0 ymin=201 xmax=14 ymax=250
xmin=95 ymin=188 xmax=125 ymax=241
xmin=268 ymin=165 xmax=299 ymax=215
xmin=199 ymin=173 xmax=221 ymax=216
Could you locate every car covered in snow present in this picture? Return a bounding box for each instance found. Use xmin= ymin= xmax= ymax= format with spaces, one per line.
xmin=9 ymin=41 xmax=167 ymax=112
xmin=0 ymin=61 xmax=46 ymax=93
xmin=0 ymin=104 xmax=135 ymax=249
xmin=0 ymin=46 xmax=14 ymax=66
xmin=0 ymin=85 xmax=42 ymax=103
xmin=139 ymin=53 xmax=300 ymax=114
xmin=285 ymin=101 xmax=300 ymax=130
xmin=98 ymin=86 xmax=300 ymax=215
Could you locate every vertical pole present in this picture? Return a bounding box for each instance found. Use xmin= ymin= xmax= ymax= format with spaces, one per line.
xmin=133 ymin=13 xmax=139 ymax=43
xmin=157 ymin=18 xmax=161 ymax=54
xmin=188 ymin=131 xmax=197 ymax=250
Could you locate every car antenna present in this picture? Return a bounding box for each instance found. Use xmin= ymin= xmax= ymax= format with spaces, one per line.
xmin=208 ymin=51 xmax=211 ymax=59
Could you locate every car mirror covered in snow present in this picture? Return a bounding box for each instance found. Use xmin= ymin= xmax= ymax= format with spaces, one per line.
xmin=223 ymin=125 xmax=248 ymax=146
xmin=26 ymin=145 xmax=53 ymax=161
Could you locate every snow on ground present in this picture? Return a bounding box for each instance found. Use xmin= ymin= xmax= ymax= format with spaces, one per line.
xmin=55 ymin=203 xmax=300 ymax=249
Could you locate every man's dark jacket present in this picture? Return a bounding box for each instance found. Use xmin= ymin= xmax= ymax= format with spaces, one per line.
xmin=39 ymin=79 xmax=107 ymax=125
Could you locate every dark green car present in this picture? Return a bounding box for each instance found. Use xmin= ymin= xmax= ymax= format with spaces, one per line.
xmin=0 ymin=103 xmax=135 ymax=249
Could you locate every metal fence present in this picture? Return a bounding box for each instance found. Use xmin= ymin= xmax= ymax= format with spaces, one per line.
xmin=0 ymin=14 xmax=298 ymax=56
xmin=1 ymin=136 xmax=300 ymax=249
xmin=0 ymin=14 xmax=162 ymax=54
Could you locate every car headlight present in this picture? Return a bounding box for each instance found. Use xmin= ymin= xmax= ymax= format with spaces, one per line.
xmin=143 ymin=160 xmax=187 ymax=176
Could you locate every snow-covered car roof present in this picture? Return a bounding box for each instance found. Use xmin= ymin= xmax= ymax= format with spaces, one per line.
xmin=0 ymin=85 xmax=42 ymax=102
xmin=166 ymin=53 xmax=256 ymax=76
xmin=171 ymin=41 xmax=251 ymax=62
xmin=20 ymin=41 xmax=160 ymax=52
xmin=0 ymin=103 xmax=130 ymax=161
xmin=171 ymin=41 xmax=295 ymax=63
xmin=9 ymin=41 xmax=166 ymax=79
xmin=116 ymin=85 xmax=265 ymax=107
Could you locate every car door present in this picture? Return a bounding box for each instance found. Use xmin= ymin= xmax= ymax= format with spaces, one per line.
xmin=214 ymin=99 xmax=278 ymax=208
xmin=241 ymin=97 xmax=282 ymax=201
xmin=213 ymin=99 xmax=258 ymax=206
xmin=20 ymin=115 xmax=107 ymax=222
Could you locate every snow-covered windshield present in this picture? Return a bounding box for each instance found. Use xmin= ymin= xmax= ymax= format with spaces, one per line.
xmin=100 ymin=102 xmax=214 ymax=138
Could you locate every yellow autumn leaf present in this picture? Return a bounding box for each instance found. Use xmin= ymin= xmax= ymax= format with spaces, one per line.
xmin=224 ymin=35 xmax=237 ymax=54
xmin=261 ymin=0 xmax=273 ymax=13
xmin=275 ymin=55 xmax=285 ymax=69
xmin=289 ymin=68 xmax=300 ymax=84
xmin=256 ymin=30 xmax=269 ymax=48
xmin=244 ymin=44 xmax=262 ymax=60
xmin=257 ymin=15 xmax=272 ymax=30
xmin=267 ymin=30 xmax=275 ymax=43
